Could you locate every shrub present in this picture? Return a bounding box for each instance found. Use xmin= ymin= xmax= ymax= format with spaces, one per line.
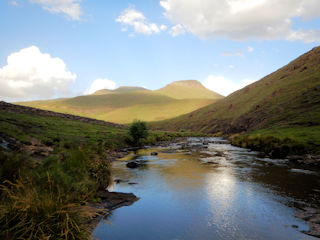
xmin=128 ymin=120 xmax=148 ymax=146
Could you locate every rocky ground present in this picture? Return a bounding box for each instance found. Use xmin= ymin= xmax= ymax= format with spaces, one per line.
xmin=296 ymin=208 xmax=320 ymax=238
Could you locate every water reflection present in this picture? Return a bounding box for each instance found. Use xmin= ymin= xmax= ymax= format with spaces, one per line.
xmin=94 ymin=138 xmax=318 ymax=240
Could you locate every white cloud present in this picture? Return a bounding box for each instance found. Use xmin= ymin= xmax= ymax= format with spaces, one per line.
xmin=160 ymin=0 xmax=320 ymax=42
xmin=116 ymin=7 xmax=167 ymax=35
xmin=0 ymin=46 xmax=76 ymax=101
xmin=202 ymin=75 xmax=255 ymax=96
xmin=29 ymin=0 xmax=82 ymax=20
xmin=169 ymin=24 xmax=186 ymax=37
xmin=248 ymin=46 xmax=254 ymax=52
xmin=85 ymin=78 xmax=116 ymax=95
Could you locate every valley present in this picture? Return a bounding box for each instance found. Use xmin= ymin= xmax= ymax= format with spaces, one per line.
xmin=16 ymin=80 xmax=222 ymax=124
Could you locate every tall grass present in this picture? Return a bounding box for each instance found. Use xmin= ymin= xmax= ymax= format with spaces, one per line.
xmin=0 ymin=144 xmax=109 ymax=239
xmin=0 ymin=174 xmax=100 ymax=240
xmin=230 ymin=134 xmax=307 ymax=158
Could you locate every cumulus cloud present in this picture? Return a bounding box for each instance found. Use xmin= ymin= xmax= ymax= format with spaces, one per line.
xmin=0 ymin=46 xmax=76 ymax=101
xmin=116 ymin=7 xmax=167 ymax=35
xmin=160 ymin=0 xmax=320 ymax=42
xmin=169 ymin=24 xmax=186 ymax=37
xmin=85 ymin=78 xmax=116 ymax=95
xmin=29 ymin=0 xmax=82 ymax=20
xmin=202 ymin=75 xmax=255 ymax=96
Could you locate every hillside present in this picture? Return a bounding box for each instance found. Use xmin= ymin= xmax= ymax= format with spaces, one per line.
xmin=16 ymin=81 xmax=220 ymax=124
xmin=152 ymin=47 xmax=320 ymax=153
xmin=155 ymin=80 xmax=223 ymax=99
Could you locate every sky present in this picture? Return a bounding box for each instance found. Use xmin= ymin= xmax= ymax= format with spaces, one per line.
xmin=0 ymin=0 xmax=320 ymax=101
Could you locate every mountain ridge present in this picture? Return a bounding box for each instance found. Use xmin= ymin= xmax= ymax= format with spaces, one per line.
xmin=16 ymin=80 xmax=221 ymax=124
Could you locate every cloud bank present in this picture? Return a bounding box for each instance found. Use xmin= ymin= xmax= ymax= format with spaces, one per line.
xmin=0 ymin=46 xmax=76 ymax=101
xmin=160 ymin=0 xmax=320 ymax=42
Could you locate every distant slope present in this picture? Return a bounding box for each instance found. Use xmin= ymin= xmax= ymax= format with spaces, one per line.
xmin=17 ymin=90 xmax=217 ymax=124
xmin=155 ymin=80 xmax=223 ymax=99
xmin=152 ymin=47 xmax=320 ymax=142
xmin=92 ymin=86 xmax=149 ymax=95
xmin=91 ymin=89 xmax=113 ymax=95
xmin=113 ymin=86 xmax=149 ymax=93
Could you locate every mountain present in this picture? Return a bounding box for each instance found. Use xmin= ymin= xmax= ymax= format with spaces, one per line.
xmin=155 ymin=80 xmax=223 ymax=99
xmin=152 ymin=47 xmax=320 ymax=152
xmin=17 ymin=81 xmax=220 ymax=124
xmin=113 ymin=86 xmax=149 ymax=93
xmin=91 ymin=86 xmax=149 ymax=95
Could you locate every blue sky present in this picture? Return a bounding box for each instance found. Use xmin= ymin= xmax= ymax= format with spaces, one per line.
xmin=0 ymin=0 xmax=319 ymax=101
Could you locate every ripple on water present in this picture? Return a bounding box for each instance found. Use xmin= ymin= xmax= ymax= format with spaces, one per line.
xmin=94 ymin=137 xmax=319 ymax=240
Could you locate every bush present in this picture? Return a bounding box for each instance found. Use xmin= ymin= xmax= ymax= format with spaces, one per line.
xmin=128 ymin=120 xmax=148 ymax=146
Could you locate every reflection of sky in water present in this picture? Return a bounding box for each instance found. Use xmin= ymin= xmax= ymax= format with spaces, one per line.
xmin=94 ymin=138 xmax=318 ymax=240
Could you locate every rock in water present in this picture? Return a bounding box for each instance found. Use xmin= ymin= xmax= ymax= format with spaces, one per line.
xmin=126 ymin=161 xmax=139 ymax=168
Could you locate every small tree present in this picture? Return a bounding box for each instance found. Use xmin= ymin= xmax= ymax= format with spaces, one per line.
xmin=129 ymin=120 xmax=148 ymax=146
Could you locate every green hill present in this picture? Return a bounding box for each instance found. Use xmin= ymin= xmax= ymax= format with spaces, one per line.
xmin=152 ymin=47 xmax=320 ymax=154
xmin=91 ymin=86 xmax=149 ymax=95
xmin=17 ymin=81 xmax=220 ymax=124
xmin=113 ymin=86 xmax=149 ymax=92
xmin=155 ymin=80 xmax=223 ymax=99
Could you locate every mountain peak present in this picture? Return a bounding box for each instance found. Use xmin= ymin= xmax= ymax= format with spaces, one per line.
xmin=169 ymin=80 xmax=204 ymax=87
xmin=156 ymin=80 xmax=223 ymax=100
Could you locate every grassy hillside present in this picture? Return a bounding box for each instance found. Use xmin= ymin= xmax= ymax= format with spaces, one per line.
xmin=155 ymin=80 xmax=223 ymax=99
xmin=0 ymin=102 xmax=200 ymax=239
xmin=92 ymin=86 xmax=149 ymax=95
xmin=17 ymin=82 xmax=220 ymax=124
xmin=152 ymin=47 xmax=320 ymax=154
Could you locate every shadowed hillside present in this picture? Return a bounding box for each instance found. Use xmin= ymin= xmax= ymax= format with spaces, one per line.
xmin=152 ymin=47 xmax=320 ymax=152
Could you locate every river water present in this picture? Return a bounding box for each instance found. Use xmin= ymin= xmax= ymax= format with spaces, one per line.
xmin=93 ymin=137 xmax=320 ymax=240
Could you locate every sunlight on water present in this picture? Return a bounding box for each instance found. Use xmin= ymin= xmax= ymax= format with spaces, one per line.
xmin=94 ymin=138 xmax=319 ymax=240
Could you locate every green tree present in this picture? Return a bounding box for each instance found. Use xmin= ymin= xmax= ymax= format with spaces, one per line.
xmin=129 ymin=120 xmax=148 ymax=146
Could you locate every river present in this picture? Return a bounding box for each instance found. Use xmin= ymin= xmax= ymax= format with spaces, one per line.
xmin=93 ymin=137 xmax=320 ymax=240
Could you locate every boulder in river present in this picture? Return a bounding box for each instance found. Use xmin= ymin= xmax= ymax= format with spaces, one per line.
xmin=126 ymin=161 xmax=139 ymax=168
xmin=151 ymin=152 xmax=158 ymax=156
xmin=97 ymin=190 xmax=139 ymax=210
xmin=126 ymin=161 xmax=147 ymax=168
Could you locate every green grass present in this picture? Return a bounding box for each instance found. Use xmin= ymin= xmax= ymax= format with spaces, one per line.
xmin=155 ymin=80 xmax=223 ymax=100
xmin=16 ymin=91 xmax=217 ymax=124
xmin=0 ymin=107 xmax=201 ymax=239
xmin=230 ymin=126 xmax=320 ymax=157
xmin=151 ymin=47 xmax=320 ymax=154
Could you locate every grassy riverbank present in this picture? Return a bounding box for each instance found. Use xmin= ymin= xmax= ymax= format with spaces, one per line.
xmin=0 ymin=105 xmax=198 ymax=239
xmin=230 ymin=126 xmax=320 ymax=158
